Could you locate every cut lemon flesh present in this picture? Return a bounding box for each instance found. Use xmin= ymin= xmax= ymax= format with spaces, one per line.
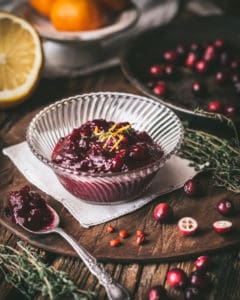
xmin=0 ymin=11 xmax=42 ymax=108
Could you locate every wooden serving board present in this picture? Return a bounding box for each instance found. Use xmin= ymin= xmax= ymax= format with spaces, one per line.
xmin=1 ymin=110 xmax=240 ymax=262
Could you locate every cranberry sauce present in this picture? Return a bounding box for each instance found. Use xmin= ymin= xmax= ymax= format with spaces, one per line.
xmin=52 ymin=119 xmax=163 ymax=174
xmin=9 ymin=186 xmax=54 ymax=231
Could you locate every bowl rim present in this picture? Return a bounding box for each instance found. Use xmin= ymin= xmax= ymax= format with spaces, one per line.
xmin=26 ymin=92 xmax=184 ymax=178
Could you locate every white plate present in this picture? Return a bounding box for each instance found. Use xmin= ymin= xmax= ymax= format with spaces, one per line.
xmin=15 ymin=2 xmax=139 ymax=42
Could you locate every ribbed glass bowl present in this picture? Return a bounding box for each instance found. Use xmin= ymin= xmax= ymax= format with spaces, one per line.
xmin=27 ymin=92 xmax=184 ymax=204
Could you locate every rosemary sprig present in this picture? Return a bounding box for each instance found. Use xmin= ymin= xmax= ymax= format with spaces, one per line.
xmin=0 ymin=241 xmax=96 ymax=300
xmin=180 ymin=127 xmax=240 ymax=193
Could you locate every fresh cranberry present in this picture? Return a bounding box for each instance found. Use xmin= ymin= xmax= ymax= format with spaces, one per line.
xmin=204 ymin=45 xmax=216 ymax=62
xmin=194 ymin=255 xmax=210 ymax=271
xmin=189 ymin=271 xmax=210 ymax=289
xmin=207 ymin=100 xmax=222 ymax=113
xmin=213 ymin=220 xmax=232 ymax=235
xmin=214 ymin=38 xmax=225 ymax=49
xmin=164 ymin=65 xmax=176 ymax=78
xmin=224 ymin=105 xmax=235 ymax=118
xmin=153 ymin=203 xmax=173 ymax=223
xmin=163 ymin=50 xmax=177 ymax=63
xmin=149 ymin=64 xmax=164 ymax=77
xmin=217 ymin=199 xmax=234 ymax=216
xmin=131 ymin=144 xmax=146 ymax=159
xmin=231 ymin=73 xmax=239 ymax=83
xmin=167 ymin=268 xmax=187 ymax=289
xmin=191 ymin=81 xmax=204 ymax=96
xmin=148 ymin=285 xmax=168 ymax=300
xmin=184 ymin=286 xmax=201 ymax=300
xmin=215 ymin=71 xmax=228 ymax=85
xmin=230 ymin=60 xmax=239 ymax=70
xmin=219 ymin=51 xmax=230 ymax=66
xmin=185 ymin=52 xmax=198 ymax=68
xmin=183 ymin=179 xmax=199 ymax=196
xmin=111 ymin=156 xmax=124 ymax=172
xmin=195 ymin=60 xmax=208 ymax=73
xmin=153 ymin=81 xmax=167 ymax=96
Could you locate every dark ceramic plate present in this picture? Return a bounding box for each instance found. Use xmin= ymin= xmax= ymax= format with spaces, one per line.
xmin=121 ymin=16 xmax=240 ymax=126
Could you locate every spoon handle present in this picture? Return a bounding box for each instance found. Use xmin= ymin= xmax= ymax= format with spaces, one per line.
xmin=53 ymin=227 xmax=131 ymax=300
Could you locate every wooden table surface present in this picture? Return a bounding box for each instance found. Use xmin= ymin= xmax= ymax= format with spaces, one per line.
xmin=0 ymin=66 xmax=240 ymax=300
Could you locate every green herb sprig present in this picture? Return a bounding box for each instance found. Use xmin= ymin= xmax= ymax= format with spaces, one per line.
xmin=0 ymin=241 xmax=96 ymax=300
xmin=180 ymin=126 xmax=240 ymax=193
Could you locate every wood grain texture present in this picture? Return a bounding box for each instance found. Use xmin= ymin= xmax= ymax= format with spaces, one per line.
xmin=0 ymin=67 xmax=240 ymax=300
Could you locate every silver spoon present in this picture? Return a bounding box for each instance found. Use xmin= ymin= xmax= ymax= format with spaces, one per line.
xmin=19 ymin=204 xmax=131 ymax=300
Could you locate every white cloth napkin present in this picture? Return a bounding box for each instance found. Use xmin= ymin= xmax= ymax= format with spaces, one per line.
xmin=3 ymin=142 xmax=197 ymax=228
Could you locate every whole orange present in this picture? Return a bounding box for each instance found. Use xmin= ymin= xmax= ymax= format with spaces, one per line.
xmin=29 ymin=0 xmax=57 ymax=17
xmin=50 ymin=0 xmax=105 ymax=31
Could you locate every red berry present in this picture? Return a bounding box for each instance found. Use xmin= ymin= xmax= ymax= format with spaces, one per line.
xmin=215 ymin=71 xmax=228 ymax=85
xmin=190 ymin=271 xmax=210 ymax=289
xmin=230 ymin=60 xmax=239 ymax=70
xmin=164 ymin=64 xmax=176 ymax=78
xmin=153 ymin=82 xmax=167 ymax=96
xmin=111 ymin=156 xmax=124 ymax=172
xmin=195 ymin=60 xmax=208 ymax=73
xmin=183 ymin=179 xmax=198 ymax=196
xmin=207 ymin=100 xmax=222 ymax=113
xmin=224 ymin=105 xmax=235 ymax=118
xmin=178 ymin=217 xmax=198 ymax=236
xmin=153 ymin=203 xmax=173 ymax=223
xmin=217 ymin=199 xmax=234 ymax=216
xmin=149 ymin=64 xmax=163 ymax=77
xmin=136 ymin=233 xmax=145 ymax=245
xmin=148 ymin=285 xmax=168 ymax=300
xmin=204 ymin=45 xmax=216 ymax=62
xmin=185 ymin=52 xmax=198 ymax=68
xmin=119 ymin=229 xmax=128 ymax=239
xmin=213 ymin=220 xmax=232 ymax=235
xmin=167 ymin=268 xmax=187 ymax=289
xmin=163 ymin=50 xmax=177 ymax=63
xmin=110 ymin=239 xmax=121 ymax=247
xmin=107 ymin=225 xmax=115 ymax=233
xmin=194 ymin=255 xmax=210 ymax=271
xmin=215 ymin=38 xmax=225 ymax=49
xmin=191 ymin=81 xmax=204 ymax=96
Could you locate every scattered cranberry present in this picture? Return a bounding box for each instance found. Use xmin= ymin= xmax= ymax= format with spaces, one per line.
xmin=194 ymin=255 xmax=210 ymax=271
xmin=163 ymin=50 xmax=177 ymax=63
xmin=204 ymin=45 xmax=216 ymax=62
xmin=111 ymin=155 xmax=124 ymax=172
xmin=190 ymin=271 xmax=210 ymax=289
xmin=191 ymin=81 xmax=204 ymax=96
xmin=137 ymin=230 xmax=144 ymax=237
xmin=215 ymin=71 xmax=228 ymax=85
xmin=195 ymin=60 xmax=208 ymax=73
xmin=207 ymin=100 xmax=222 ymax=113
xmin=167 ymin=268 xmax=187 ymax=289
xmin=214 ymin=38 xmax=225 ymax=49
xmin=164 ymin=64 xmax=176 ymax=78
xmin=184 ymin=286 xmax=201 ymax=300
xmin=119 ymin=229 xmax=128 ymax=239
xmin=110 ymin=239 xmax=121 ymax=247
xmin=183 ymin=179 xmax=199 ymax=196
xmin=107 ymin=225 xmax=115 ymax=233
xmin=148 ymin=285 xmax=168 ymax=300
xmin=137 ymin=233 xmax=145 ymax=245
xmin=149 ymin=64 xmax=163 ymax=77
xmin=153 ymin=81 xmax=167 ymax=96
xmin=224 ymin=105 xmax=235 ymax=118
xmin=217 ymin=199 xmax=234 ymax=216
xmin=231 ymin=73 xmax=239 ymax=83
xmin=153 ymin=203 xmax=173 ymax=223
xmin=230 ymin=59 xmax=239 ymax=70
xmin=178 ymin=217 xmax=198 ymax=236
xmin=185 ymin=52 xmax=198 ymax=68
xmin=213 ymin=220 xmax=233 ymax=235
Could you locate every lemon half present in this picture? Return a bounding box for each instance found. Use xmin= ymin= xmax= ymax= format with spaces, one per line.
xmin=0 ymin=11 xmax=43 ymax=108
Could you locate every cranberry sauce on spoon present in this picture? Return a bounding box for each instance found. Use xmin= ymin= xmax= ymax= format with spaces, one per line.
xmin=9 ymin=186 xmax=54 ymax=231
xmin=51 ymin=119 xmax=164 ymax=174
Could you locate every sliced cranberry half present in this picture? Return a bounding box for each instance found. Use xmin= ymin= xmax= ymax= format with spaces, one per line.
xmin=213 ymin=220 xmax=232 ymax=235
xmin=178 ymin=217 xmax=198 ymax=236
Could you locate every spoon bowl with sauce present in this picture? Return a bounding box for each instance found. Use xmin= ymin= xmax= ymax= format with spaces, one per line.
xmin=9 ymin=186 xmax=130 ymax=300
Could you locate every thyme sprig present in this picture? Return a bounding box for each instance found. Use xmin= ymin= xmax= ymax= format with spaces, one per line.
xmin=0 ymin=241 xmax=96 ymax=300
xmin=180 ymin=127 xmax=240 ymax=193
